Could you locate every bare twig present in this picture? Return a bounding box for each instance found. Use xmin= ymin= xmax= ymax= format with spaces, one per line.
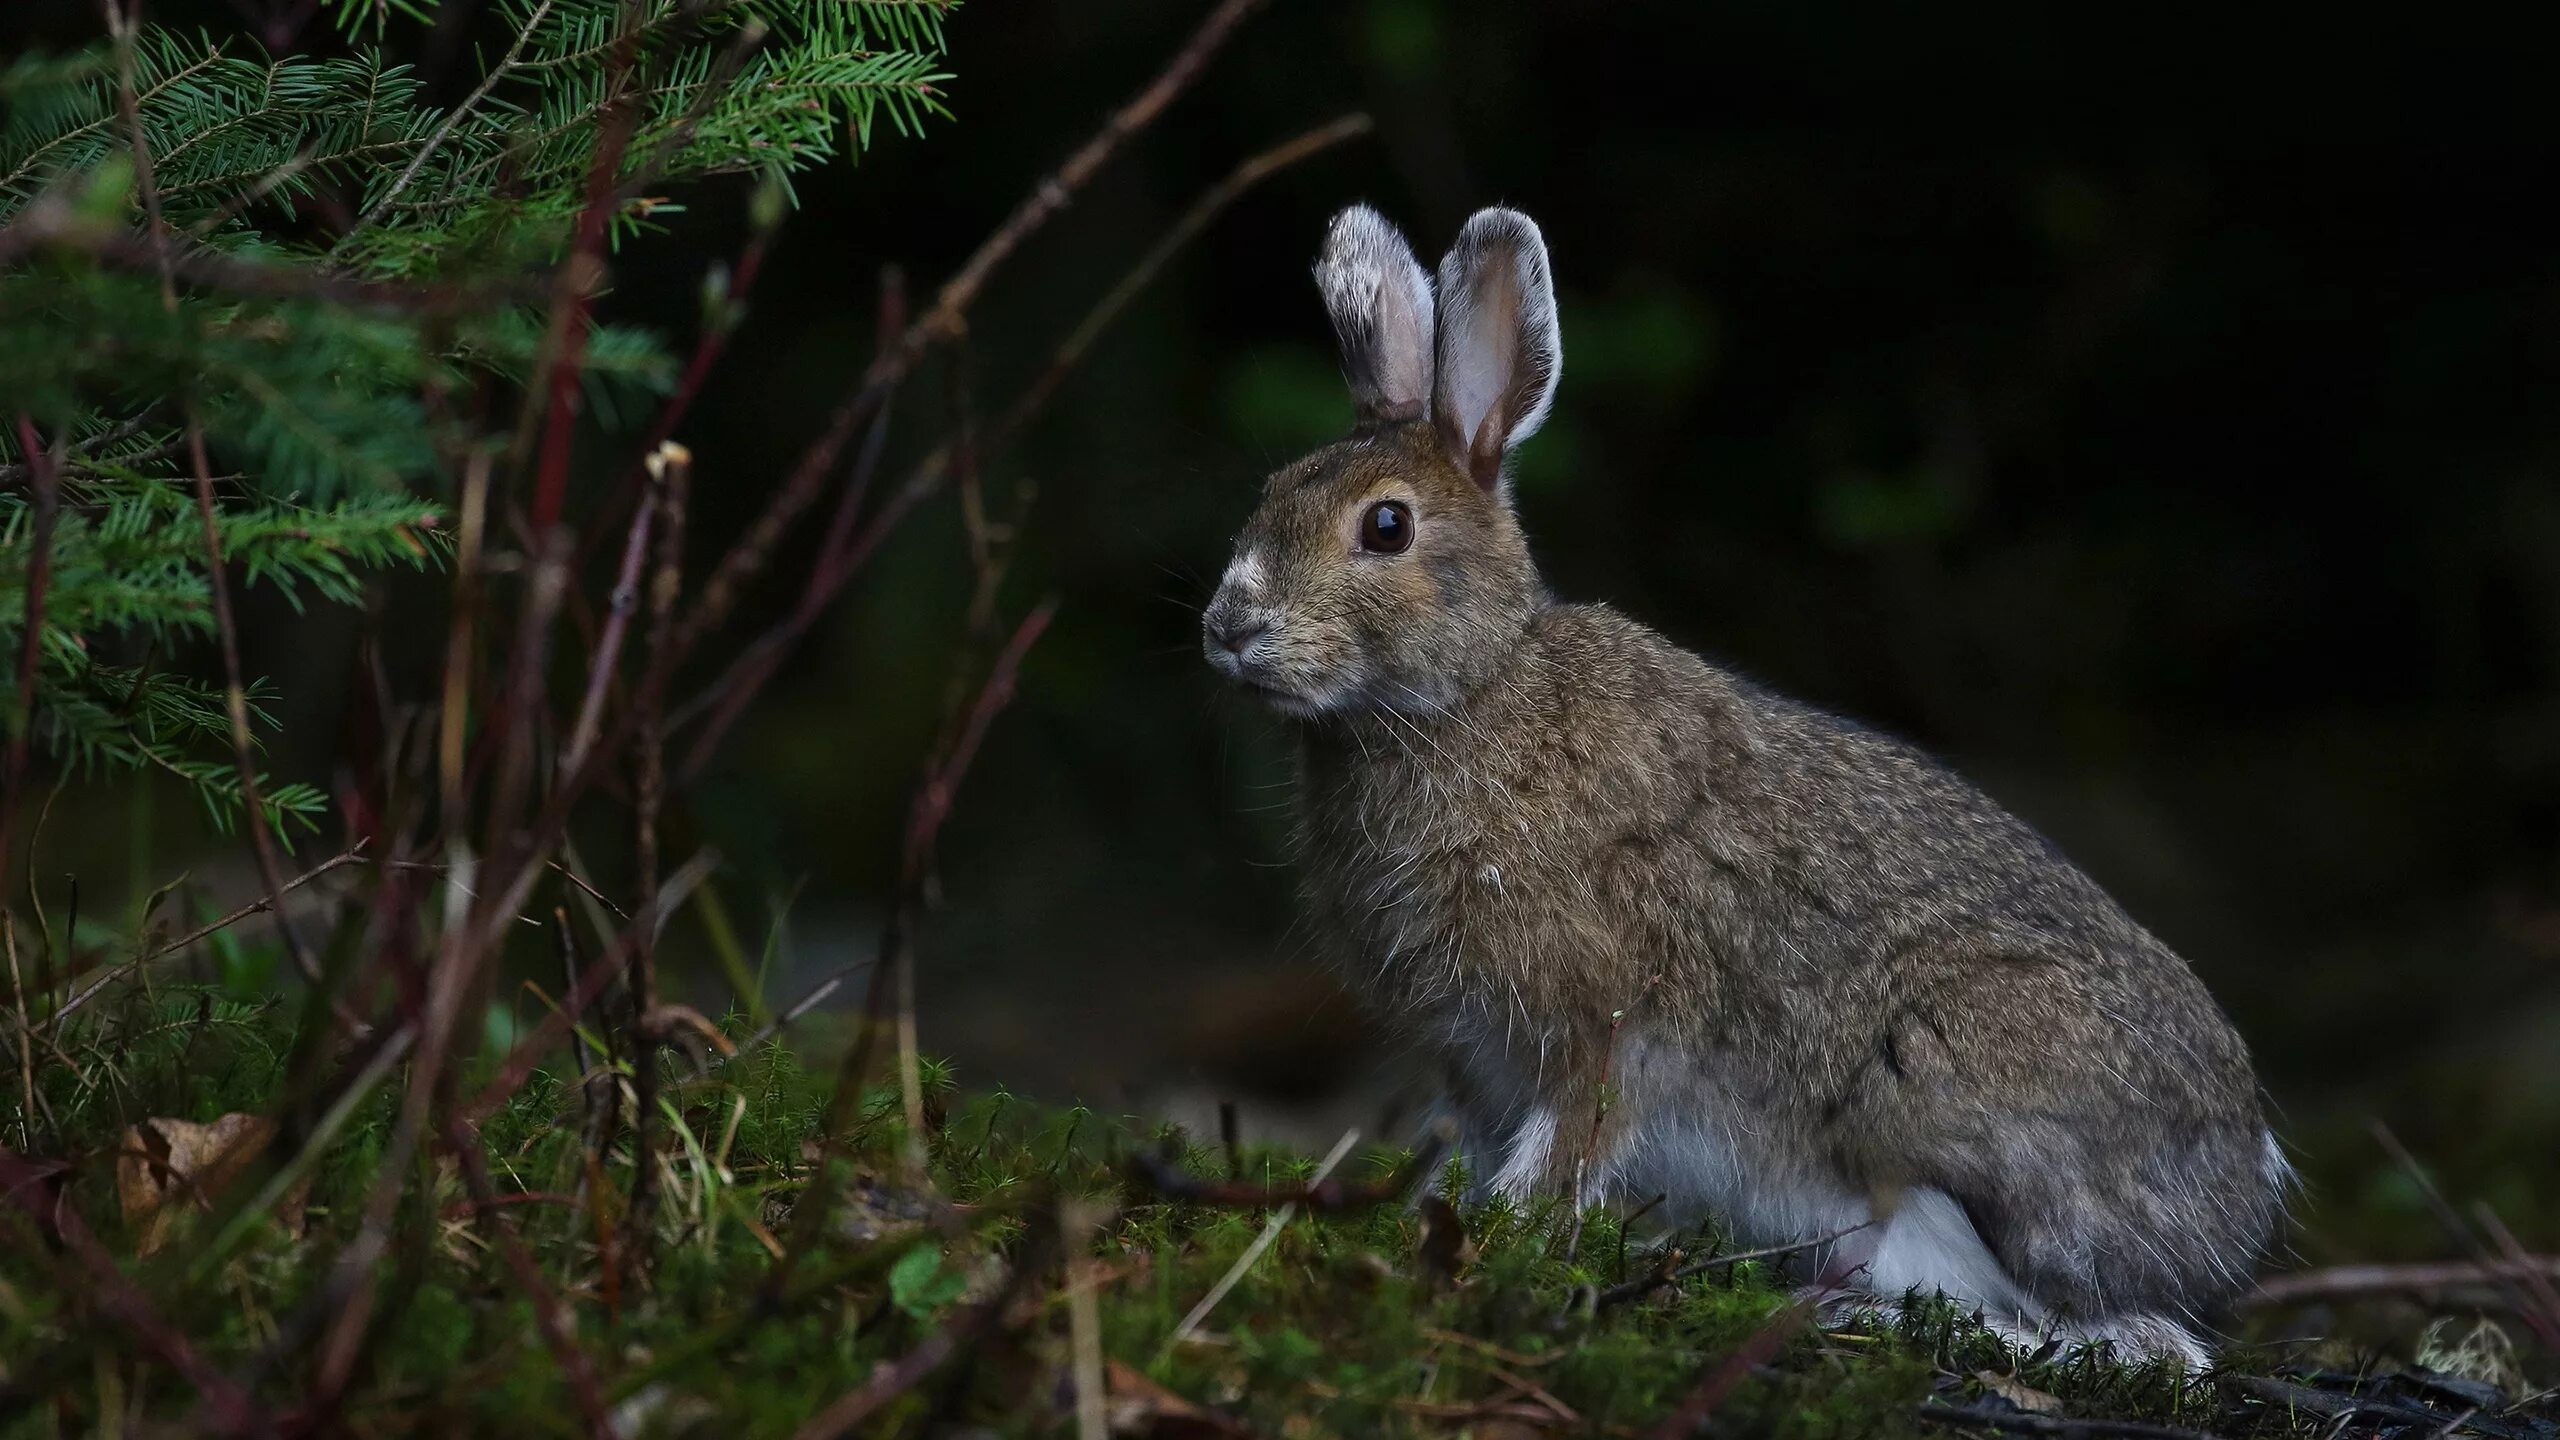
xmin=3 ymin=918 xmax=43 ymax=1147
xmin=2242 ymin=1257 xmax=2560 ymax=1309
xmin=1 ymin=417 xmax=61 ymax=897
xmin=2373 ymin=1122 xmax=2560 ymax=1350
xmin=688 ymin=110 xmax=1372 ymax=733
xmin=1128 ymin=1122 xmax=1454 ymax=1215
xmin=102 ymin=0 xmax=324 ymax=989
xmin=0 ymin=201 xmax=539 ymax=312
xmin=460 ymin=850 xmax=718 ymax=1125
xmin=525 ymin=32 xmax=642 ymax=538
xmin=0 ymin=1142 xmax=263 ymax=1432
xmin=1165 ymin=1129 xmax=1362 ymax=1349
xmin=1591 ymin=1218 xmax=1879 ymax=1314
xmin=2471 ymin=1204 xmax=2560 ymax=1352
xmin=1919 ymin=1402 xmax=2228 ymax=1440
xmin=762 ymin=602 xmax=1056 ymax=1299
xmin=626 ymin=441 xmax=691 ymax=1267
xmin=672 ymin=269 xmax=906 ymax=774
xmin=789 ymin=1223 xmax=1056 ymax=1440
xmin=442 ymin=1118 xmax=613 ymax=1438
xmin=668 ymin=0 xmax=1273 ymax=665
xmin=31 ymin=841 xmax=370 ymax=1032
xmin=560 ymin=480 xmax=656 ymax=775
xmin=460 ymin=0 xmax=1270 ymax=972
xmin=1648 ymin=1294 xmax=1819 ymax=1439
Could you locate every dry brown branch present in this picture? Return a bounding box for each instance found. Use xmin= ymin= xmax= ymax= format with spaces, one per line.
xmin=101 ymin=0 xmax=326 ymax=992
xmin=0 ymin=418 xmax=61 ymax=898
xmin=31 ymin=841 xmax=369 ymax=1033
xmin=1647 ymin=1293 xmax=1821 ymax=1440
xmin=441 ymin=1119 xmax=612 ymax=1438
xmin=789 ymin=1215 xmax=1059 ymax=1440
xmin=1918 ymin=1402 xmax=2228 ymax=1440
xmin=2243 ymin=1257 xmax=2560 ymax=1309
xmin=0 ymin=1141 xmax=263 ymax=1432
xmin=668 ymin=0 xmax=1273 ymax=664
xmin=560 ymin=486 xmax=657 ymax=775
xmin=626 ymin=441 xmax=692 ymax=1269
xmin=723 ymin=109 xmax=1373 ymax=700
xmin=1127 ymin=1122 xmax=1454 ymax=1215
xmin=0 ymin=200 xmax=541 ymax=312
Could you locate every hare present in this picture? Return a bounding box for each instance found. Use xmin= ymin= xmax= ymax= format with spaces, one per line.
xmin=1200 ymin=204 xmax=2287 ymax=1362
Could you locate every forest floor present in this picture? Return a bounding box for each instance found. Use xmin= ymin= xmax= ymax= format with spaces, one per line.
xmin=3 ymin=991 xmax=2555 ymax=1439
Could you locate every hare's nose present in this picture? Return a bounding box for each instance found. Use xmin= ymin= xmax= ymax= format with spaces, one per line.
xmin=1208 ymin=614 xmax=1268 ymax=655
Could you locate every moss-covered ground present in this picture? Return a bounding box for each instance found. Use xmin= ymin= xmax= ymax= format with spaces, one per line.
xmin=1 ymin=990 xmax=2550 ymax=1439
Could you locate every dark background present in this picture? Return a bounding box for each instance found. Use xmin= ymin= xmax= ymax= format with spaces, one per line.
xmin=12 ymin=1 xmax=2559 ymax=1244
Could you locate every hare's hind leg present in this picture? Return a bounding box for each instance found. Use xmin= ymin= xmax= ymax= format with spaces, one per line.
xmin=1826 ymin=1190 xmax=2209 ymax=1364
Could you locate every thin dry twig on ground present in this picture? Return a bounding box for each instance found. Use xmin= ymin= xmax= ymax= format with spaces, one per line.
xmin=1129 ymin=1121 xmax=1455 ymax=1215
xmin=30 ymin=841 xmax=370 ymax=1033
xmin=1164 ymin=1130 xmax=1364 ymax=1352
xmin=1918 ymin=1402 xmax=2229 ymax=1440
xmin=1646 ymin=1293 xmax=1820 ymax=1440
xmin=789 ymin=1218 xmax=1059 ymax=1440
xmin=441 ymin=1118 xmax=612 ymax=1438
xmin=1594 ymin=1218 xmax=1879 ymax=1311
xmin=0 ymin=1143 xmax=263 ymax=1432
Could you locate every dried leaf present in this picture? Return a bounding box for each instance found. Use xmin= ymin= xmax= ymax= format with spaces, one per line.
xmin=1104 ymin=1358 xmax=1249 ymax=1438
xmin=1416 ymin=1194 xmax=1475 ymax=1286
xmin=115 ymin=1113 xmax=302 ymax=1256
xmin=1974 ymin=1370 xmax=2063 ymax=1415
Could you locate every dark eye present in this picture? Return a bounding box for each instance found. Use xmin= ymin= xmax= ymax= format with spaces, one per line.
xmin=1359 ymin=499 xmax=1413 ymax=554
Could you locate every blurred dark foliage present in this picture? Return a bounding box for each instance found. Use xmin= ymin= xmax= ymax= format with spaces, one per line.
xmin=9 ymin=1 xmax=2556 ymax=1235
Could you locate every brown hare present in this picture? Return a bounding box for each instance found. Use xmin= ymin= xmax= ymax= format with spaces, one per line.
xmin=1200 ymin=204 xmax=2286 ymax=1362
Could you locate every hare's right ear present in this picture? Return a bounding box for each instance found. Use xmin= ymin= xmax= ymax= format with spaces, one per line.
xmin=1313 ymin=205 xmax=1435 ymax=428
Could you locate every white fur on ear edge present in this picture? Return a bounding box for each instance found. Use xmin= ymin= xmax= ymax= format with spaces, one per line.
xmin=1313 ymin=205 xmax=1437 ymax=426
xmin=1433 ymin=207 xmax=1561 ymax=472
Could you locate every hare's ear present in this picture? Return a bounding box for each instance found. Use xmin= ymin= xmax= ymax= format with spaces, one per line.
xmin=1314 ymin=205 xmax=1436 ymax=428
xmin=1432 ymin=208 xmax=1560 ymax=492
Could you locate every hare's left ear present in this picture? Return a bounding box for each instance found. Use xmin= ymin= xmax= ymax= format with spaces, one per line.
xmin=1432 ymin=208 xmax=1560 ymax=493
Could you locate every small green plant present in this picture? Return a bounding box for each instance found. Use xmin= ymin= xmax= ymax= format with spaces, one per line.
xmin=0 ymin=0 xmax=952 ymax=834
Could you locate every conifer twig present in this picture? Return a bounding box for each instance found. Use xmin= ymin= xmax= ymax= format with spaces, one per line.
xmin=103 ymin=0 xmax=323 ymax=986
xmin=329 ymin=0 xmax=560 ymax=257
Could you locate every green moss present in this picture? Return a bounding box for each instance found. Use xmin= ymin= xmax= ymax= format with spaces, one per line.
xmin=0 ymin=995 xmax=2529 ymax=1438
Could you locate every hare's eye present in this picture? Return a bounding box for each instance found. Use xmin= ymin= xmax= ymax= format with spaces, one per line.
xmin=1359 ymin=500 xmax=1413 ymax=555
